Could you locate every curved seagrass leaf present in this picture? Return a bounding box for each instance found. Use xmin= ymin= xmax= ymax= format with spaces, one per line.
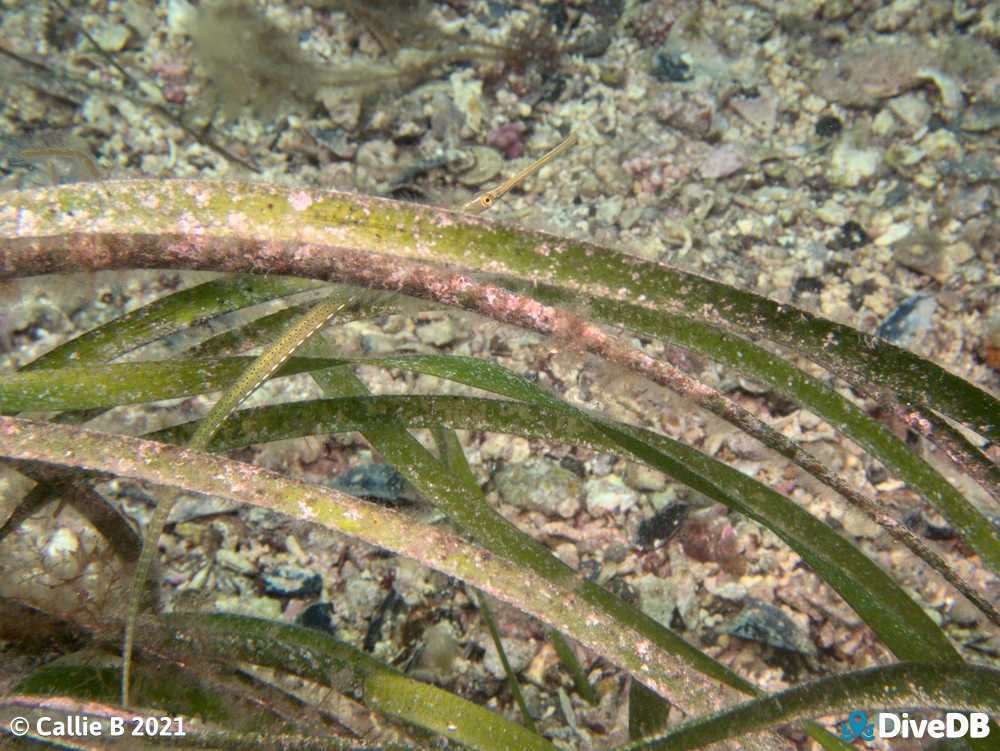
xmin=1 ymin=293 xmax=401 ymax=412
xmin=3 ymin=346 xmax=961 ymax=664
xmin=5 ymin=181 xmax=993 ymax=438
xmin=488 ymin=255 xmax=1000 ymax=440
xmin=164 ymin=612 xmax=390 ymax=689
xmin=0 ymin=416 xmax=740 ymax=720
xmin=432 ymin=426 xmax=543 ymax=727
xmin=501 ymin=281 xmax=1000 ymax=574
xmin=335 ymin=377 xmax=834 ymax=748
xmin=185 ymin=291 xmax=404 ymax=359
xmin=364 ymin=671 xmax=557 ymax=751
xmin=0 ymin=356 xmax=334 ymax=411
xmin=164 ymin=613 xmax=553 ymax=751
xmin=149 ymin=392 xmax=957 ymax=664
xmin=302 ymin=367 xmax=768 ymax=727
xmin=7 ymin=349 xmax=996 ymax=585
xmin=140 ymin=344 xmax=1000 ymax=610
xmin=122 ymin=296 xmax=364 ymax=707
xmin=613 ymin=663 xmax=1000 ymax=751
xmin=630 ymin=680 xmax=672 ymax=741
xmin=13 ymin=663 xmax=235 ymax=725
xmin=186 ymin=297 xmax=362 ymax=453
xmin=21 ymin=275 xmax=323 ymax=370
xmin=0 ymin=693 xmax=389 ymax=751
xmin=188 ymin=302 xmax=311 ymax=358
xmin=131 ymin=350 xmax=961 ymax=668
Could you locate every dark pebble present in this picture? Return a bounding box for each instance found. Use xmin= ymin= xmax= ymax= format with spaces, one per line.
xmin=815 ymin=114 xmax=842 ymax=138
xmin=559 ymin=455 xmax=587 ymax=478
xmin=329 ymin=463 xmax=408 ymax=503
xmin=636 ymin=502 xmax=689 ymax=549
xmin=652 ymin=50 xmax=692 ymax=82
xmin=903 ymin=511 xmax=957 ymax=541
xmin=793 ymin=276 xmax=825 ymax=295
xmin=874 ymin=294 xmax=935 ymax=344
xmin=726 ymin=600 xmax=814 ymax=655
xmin=883 ymin=182 xmax=910 ymax=208
xmin=570 ymin=29 xmax=612 ymax=58
xmin=865 ymin=464 xmax=888 ymax=486
xmin=260 ymin=566 xmax=323 ymax=599
xmin=836 ymin=220 xmax=868 ymax=250
xmin=297 ymin=602 xmax=336 ymax=635
xmin=927 ymin=112 xmax=947 ymax=130
xmin=606 ymin=574 xmax=639 ymax=606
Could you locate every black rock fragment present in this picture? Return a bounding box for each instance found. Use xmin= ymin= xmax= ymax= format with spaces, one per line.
xmin=652 ymin=49 xmax=692 ymax=82
xmin=260 ymin=566 xmax=323 ymax=599
xmin=329 ymin=463 xmax=409 ymax=504
xmin=836 ymin=220 xmax=869 ymax=250
xmin=726 ymin=600 xmax=815 ymax=656
xmin=874 ymin=294 xmax=936 ymax=345
xmin=298 ymin=602 xmax=336 ymax=635
xmin=636 ymin=502 xmax=689 ymax=549
xmin=815 ymin=114 xmax=842 ymax=138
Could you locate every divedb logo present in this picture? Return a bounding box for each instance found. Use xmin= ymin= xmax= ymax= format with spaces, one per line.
xmin=836 ymin=711 xmax=991 ymax=742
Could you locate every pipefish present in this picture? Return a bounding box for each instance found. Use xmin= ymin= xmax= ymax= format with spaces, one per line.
xmin=461 ymin=130 xmax=578 ymax=213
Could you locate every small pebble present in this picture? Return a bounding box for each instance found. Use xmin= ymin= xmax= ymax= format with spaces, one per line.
xmin=570 ymin=29 xmax=612 ymax=58
xmin=815 ymin=115 xmax=843 ymax=138
xmin=585 ymin=474 xmax=639 ymax=516
xmin=726 ymin=600 xmax=815 ymax=656
xmin=875 ymin=295 xmax=936 ymax=345
xmin=216 ymin=549 xmax=256 ymax=575
xmin=625 ymin=463 xmax=667 ymax=491
xmin=652 ymin=49 xmax=692 ymax=82
xmin=828 ymin=139 xmax=881 ymax=187
xmin=410 ymin=622 xmax=462 ymax=680
xmin=957 ymin=99 xmax=1000 ymax=132
xmin=634 ymin=573 xmax=676 ymax=626
xmin=603 ymin=540 xmax=628 ymax=564
xmin=836 ymin=220 xmax=869 ymax=250
xmin=260 ymin=566 xmax=323 ymax=599
xmin=636 ymin=502 xmax=689 ymax=549
xmin=415 ymin=318 xmax=464 ymax=347
xmin=482 ymin=635 xmax=535 ymax=679
xmin=298 ymin=602 xmax=337 ymax=635
xmin=329 ymin=463 xmax=409 ymax=503
xmin=494 ymin=458 xmax=582 ymax=518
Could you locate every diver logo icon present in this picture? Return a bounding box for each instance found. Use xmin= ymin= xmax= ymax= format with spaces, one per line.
xmin=838 ymin=711 xmax=875 ymax=742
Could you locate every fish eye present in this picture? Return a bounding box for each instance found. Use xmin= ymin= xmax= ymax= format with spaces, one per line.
xmin=481 ymin=195 xmax=493 ymax=207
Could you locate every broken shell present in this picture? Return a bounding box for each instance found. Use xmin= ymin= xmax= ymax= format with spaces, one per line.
xmin=455 ymin=145 xmax=503 ymax=186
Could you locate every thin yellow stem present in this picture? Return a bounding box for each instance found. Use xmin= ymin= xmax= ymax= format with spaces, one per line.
xmin=121 ymin=296 xmax=359 ymax=707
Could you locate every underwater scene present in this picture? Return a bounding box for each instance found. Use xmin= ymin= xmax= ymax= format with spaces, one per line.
xmin=1 ymin=1 xmax=999 ymax=749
